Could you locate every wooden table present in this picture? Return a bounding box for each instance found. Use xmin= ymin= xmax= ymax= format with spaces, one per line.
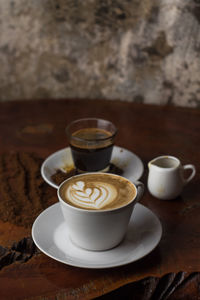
xmin=0 ymin=99 xmax=199 ymax=299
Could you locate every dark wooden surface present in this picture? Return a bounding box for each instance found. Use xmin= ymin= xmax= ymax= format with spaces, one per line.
xmin=0 ymin=99 xmax=200 ymax=299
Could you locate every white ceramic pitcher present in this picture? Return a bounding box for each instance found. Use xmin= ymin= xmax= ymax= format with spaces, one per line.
xmin=147 ymin=156 xmax=196 ymax=200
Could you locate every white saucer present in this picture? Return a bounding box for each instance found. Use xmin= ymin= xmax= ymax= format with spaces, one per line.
xmin=41 ymin=146 xmax=144 ymax=188
xmin=32 ymin=203 xmax=162 ymax=269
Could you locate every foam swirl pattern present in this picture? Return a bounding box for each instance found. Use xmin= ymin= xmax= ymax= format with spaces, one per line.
xmin=66 ymin=180 xmax=117 ymax=209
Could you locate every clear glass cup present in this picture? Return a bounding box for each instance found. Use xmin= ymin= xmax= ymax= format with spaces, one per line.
xmin=66 ymin=118 xmax=117 ymax=172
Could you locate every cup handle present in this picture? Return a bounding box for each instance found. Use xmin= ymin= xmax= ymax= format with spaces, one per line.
xmin=134 ymin=181 xmax=145 ymax=203
xmin=182 ymin=164 xmax=196 ymax=185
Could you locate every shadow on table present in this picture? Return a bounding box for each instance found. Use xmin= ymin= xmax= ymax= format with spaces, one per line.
xmin=35 ymin=244 xmax=162 ymax=298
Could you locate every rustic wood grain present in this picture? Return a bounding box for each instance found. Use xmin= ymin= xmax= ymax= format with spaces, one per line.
xmin=96 ymin=272 xmax=200 ymax=300
xmin=0 ymin=99 xmax=200 ymax=299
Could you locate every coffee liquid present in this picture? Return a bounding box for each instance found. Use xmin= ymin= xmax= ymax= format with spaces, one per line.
xmin=70 ymin=128 xmax=114 ymax=172
xmin=61 ymin=173 xmax=136 ymax=210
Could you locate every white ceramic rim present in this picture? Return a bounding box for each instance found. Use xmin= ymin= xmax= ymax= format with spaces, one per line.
xmin=149 ymin=155 xmax=180 ymax=170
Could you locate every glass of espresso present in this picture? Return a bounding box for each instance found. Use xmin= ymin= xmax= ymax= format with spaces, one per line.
xmin=66 ymin=118 xmax=117 ymax=173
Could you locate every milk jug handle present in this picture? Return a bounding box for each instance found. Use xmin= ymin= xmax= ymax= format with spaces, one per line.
xmin=182 ymin=164 xmax=196 ymax=185
xmin=134 ymin=181 xmax=144 ymax=203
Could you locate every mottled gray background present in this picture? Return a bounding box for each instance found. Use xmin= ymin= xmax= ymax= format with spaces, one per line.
xmin=0 ymin=0 xmax=200 ymax=107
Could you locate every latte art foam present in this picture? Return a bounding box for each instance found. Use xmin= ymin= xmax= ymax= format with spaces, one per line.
xmin=66 ymin=180 xmax=117 ymax=209
xmin=61 ymin=173 xmax=136 ymax=210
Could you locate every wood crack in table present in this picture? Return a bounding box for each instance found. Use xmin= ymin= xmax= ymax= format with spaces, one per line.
xmin=0 ymin=237 xmax=39 ymax=271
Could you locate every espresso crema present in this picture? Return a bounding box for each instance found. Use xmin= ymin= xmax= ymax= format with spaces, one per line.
xmin=60 ymin=173 xmax=136 ymax=210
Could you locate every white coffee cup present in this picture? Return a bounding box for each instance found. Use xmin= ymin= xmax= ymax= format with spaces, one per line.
xmin=57 ymin=173 xmax=144 ymax=251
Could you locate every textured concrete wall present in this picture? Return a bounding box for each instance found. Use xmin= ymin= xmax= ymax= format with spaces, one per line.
xmin=0 ymin=0 xmax=200 ymax=107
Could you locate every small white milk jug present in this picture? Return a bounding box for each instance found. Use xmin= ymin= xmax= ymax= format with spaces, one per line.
xmin=147 ymin=156 xmax=196 ymax=200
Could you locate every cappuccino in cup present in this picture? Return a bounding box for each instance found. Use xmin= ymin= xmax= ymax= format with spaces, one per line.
xmin=60 ymin=173 xmax=136 ymax=210
xmin=58 ymin=173 xmax=144 ymax=250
